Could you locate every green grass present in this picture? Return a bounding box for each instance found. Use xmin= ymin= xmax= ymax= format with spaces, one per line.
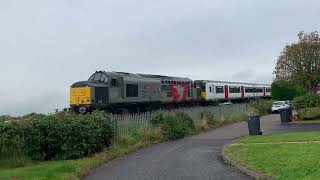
xmin=0 ymin=129 xmax=164 ymax=180
xmin=226 ymin=131 xmax=320 ymax=180
xmin=235 ymin=131 xmax=320 ymax=144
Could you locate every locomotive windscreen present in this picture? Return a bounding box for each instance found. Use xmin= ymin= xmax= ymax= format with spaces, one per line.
xmin=89 ymin=72 xmax=108 ymax=83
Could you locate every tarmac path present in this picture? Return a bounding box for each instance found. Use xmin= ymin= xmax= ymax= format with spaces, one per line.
xmin=85 ymin=114 xmax=319 ymax=180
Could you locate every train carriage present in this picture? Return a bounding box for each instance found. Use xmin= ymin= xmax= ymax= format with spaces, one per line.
xmin=194 ymin=80 xmax=271 ymax=103
xmin=70 ymin=71 xmax=271 ymax=113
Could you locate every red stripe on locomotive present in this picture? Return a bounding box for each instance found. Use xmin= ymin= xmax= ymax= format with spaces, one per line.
xmin=170 ymin=82 xmax=188 ymax=103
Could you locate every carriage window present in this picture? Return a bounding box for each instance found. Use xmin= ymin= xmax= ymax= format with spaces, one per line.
xmin=126 ymin=84 xmax=138 ymax=97
xmin=216 ymin=86 xmax=224 ymax=93
xmin=245 ymin=87 xmax=253 ymax=93
xmin=266 ymin=88 xmax=271 ymax=92
xmin=209 ymin=86 xmax=212 ymax=93
xmin=229 ymin=86 xmax=240 ymax=93
xmin=256 ymin=88 xmax=263 ymax=93
xmin=111 ymin=78 xmax=118 ymax=87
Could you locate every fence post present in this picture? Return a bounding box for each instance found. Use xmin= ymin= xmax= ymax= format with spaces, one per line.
xmin=114 ymin=114 xmax=118 ymax=137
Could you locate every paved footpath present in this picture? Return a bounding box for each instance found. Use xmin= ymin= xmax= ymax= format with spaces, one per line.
xmin=84 ymin=114 xmax=311 ymax=180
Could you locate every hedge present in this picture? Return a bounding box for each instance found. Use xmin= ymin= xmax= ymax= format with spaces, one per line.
xmin=292 ymin=95 xmax=320 ymax=110
xmin=0 ymin=121 xmax=25 ymax=159
xmin=25 ymin=112 xmax=114 ymax=160
xmin=298 ymin=107 xmax=320 ymax=120
xmin=271 ymin=80 xmax=305 ymax=100
xmin=0 ymin=111 xmax=114 ymax=161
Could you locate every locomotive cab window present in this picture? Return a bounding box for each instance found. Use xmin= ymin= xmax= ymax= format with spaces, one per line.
xmin=126 ymin=84 xmax=138 ymax=97
xmin=111 ymin=78 xmax=118 ymax=87
xmin=89 ymin=73 xmax=103 ymax=82
xmin=104 ymin=76 xmax=109 ymax=83
xmin=100 ymin=74 xmax=108 ymax=82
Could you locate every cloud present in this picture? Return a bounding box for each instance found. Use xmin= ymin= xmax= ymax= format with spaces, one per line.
xmin=0 ymin=0 xmax=320 ymax=115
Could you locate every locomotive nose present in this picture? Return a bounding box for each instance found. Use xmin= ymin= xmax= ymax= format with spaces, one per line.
xmin=70 ymin=81 xmax=92 ymax=106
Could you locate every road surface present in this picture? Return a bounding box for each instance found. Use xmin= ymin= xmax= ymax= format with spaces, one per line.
xmin=84 ymin=114 xmax=285 ymax=180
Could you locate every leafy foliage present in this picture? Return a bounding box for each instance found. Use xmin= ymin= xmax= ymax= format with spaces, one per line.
xmin=292 ymin=94 xmax=320 ymax=110
xmin=249 ymin=100 xmax=273 ymax=115
xmin=150 ymin=112 xmax=195 ymax=140
xmin=0 ymin=121 xmax=29 ymax=168
xmin=0 ymin=111 xmax=114 ymax=162
xmin=271 ymin=80 xmax=306 ymax=100
xmin=298 ymin=107 xmax=320 ymax=120
xmin=274 ymin=31 xmax=320 ymax=93
xmin=0 ymin=122 xmax=23 ymax=157
xmin=25 ymin=111 xmax=114 ymax=160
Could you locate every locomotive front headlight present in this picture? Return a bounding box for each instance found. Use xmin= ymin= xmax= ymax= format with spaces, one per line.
xmin=79 ymin=107 xmax=87 ymax=114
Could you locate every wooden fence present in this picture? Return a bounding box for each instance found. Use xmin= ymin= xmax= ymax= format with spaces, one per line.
xmin=111 ymin=103 xmax=249 ymax=136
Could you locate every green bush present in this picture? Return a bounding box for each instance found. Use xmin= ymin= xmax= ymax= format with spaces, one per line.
xmin=24 ymin=111 xmax=114 ymax=160
xmin=250 ymin=100 xmax=273 ymax=115
xmin=298 ymin=107 xmax=320 ymax=120
xmin=175 ymin=112 xmax=195 ymax=130
xmin=150 ymin=112 xmax=195 ymax=140
xmin=0 ymin=121 xmax=30 ymax=168
xmin=150 ymin=112 xmax=166 ymax=126
xmin=0 ymin=121 xmax=24 ymax=156
xmin=271 ymin=80 xmax=306 ymax=100
xmin=292 ymin=95 xmax=320 ymax=110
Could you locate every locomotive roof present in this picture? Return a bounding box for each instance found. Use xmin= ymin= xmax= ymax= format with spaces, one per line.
xmin=95 ymin=71 xmax=192 ymax=82
xmin=194 ymin=80 xmax=270 ymax=86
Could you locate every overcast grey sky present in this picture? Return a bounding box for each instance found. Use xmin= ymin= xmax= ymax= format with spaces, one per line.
xmin=1 ymin=0 xmax=319 ymax=116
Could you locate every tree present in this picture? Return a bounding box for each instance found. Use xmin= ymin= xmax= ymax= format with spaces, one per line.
xmin=274 ymin=31 xmax=320 ymax=93
xmin=271 ymin=80 xmax=305 ymax=100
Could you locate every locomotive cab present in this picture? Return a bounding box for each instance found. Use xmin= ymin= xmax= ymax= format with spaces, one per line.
xmin=70 ymin=71 xmax=110 ymax=113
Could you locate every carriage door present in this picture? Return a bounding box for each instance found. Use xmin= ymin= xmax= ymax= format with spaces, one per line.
xmin=224 ymin=85 xmax=229 ymax=100
xmin=241 ymin=86 xmax=244 ymax=98
xmin=109 ymin=77 xmax=123 ymax=103
xmin=211 ymin=85 xmax=215 ymax=99
xmin=263 ymin=87 xmax=266 ymax=97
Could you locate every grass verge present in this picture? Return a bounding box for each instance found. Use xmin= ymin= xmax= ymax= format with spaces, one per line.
xmin=0 ymin=128 xmax=164 ymax=180
xmin=225 ymin=131 xmax=320 ymax=180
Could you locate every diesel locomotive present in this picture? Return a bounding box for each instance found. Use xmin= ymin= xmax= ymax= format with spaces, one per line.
xmin=70 ymin=71 xmax=271 ymax=113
